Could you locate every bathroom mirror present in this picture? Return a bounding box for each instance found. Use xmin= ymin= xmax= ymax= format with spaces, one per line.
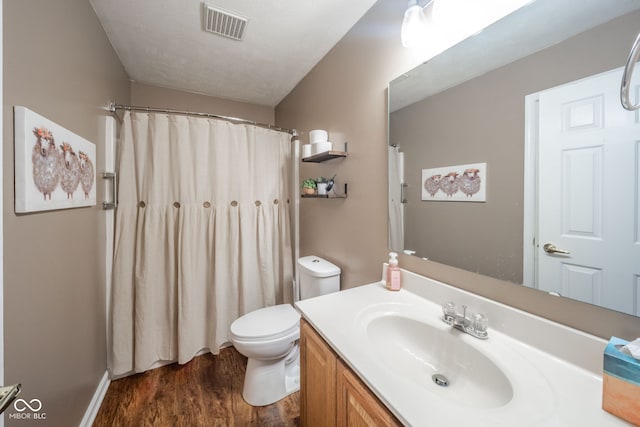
xmin=388 ymin=0 xmax=640 ymax=316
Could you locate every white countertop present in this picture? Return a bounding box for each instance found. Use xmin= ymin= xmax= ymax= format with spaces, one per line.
xmin=295 ymin=268 xmax=632 ymax=427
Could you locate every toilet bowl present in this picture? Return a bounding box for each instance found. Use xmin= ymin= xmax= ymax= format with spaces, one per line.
xmin=230 ymin=256 xmax=341 ymax=406
xmin=230 ymin=304 xmax=301 ymax=406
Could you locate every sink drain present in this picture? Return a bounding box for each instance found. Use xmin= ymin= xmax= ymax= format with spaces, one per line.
xmin=432 ymin=373 xmax=449 ymax=387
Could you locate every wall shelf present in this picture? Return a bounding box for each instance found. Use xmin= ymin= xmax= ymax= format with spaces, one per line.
xmin=301 ymin=193 xmax=347 ymax=199
xmin=301 ymin=142 xmax=348 ymax=198
xmin=302 ymin=150 xmax=348 ymax=163
xmin=301 ymin=183 xmax=348 ymax=199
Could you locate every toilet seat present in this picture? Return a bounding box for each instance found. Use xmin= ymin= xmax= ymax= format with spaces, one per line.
xmin=231 ymin=304 xmax=300 ymax=342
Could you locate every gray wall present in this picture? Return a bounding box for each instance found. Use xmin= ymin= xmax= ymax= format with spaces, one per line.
xmin=131 ymin=81 xmax=275 ymax=124
xmin=3 ymin=1 xmax=130 ymax=425
xmin=391 ymin=10 xmax=640 ymax=284
xmin=276 ymin=0 xmax=423 ymax=289
xmin=276 ymin=0 xmax=640 ymax=338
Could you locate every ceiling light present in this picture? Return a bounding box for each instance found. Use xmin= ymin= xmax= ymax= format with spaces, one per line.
xmin=401 ymin=0 xmax=432 ymax=48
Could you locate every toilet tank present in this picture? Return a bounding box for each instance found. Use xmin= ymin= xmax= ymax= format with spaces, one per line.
xmin=297 ymin=256 xmax=341 ymax=300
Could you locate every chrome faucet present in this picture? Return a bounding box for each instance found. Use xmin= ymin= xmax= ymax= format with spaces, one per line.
xmin=441 ymin=302 xmax=488 ymax=340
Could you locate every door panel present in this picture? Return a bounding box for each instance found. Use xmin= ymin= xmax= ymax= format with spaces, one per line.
xmin=561 ymin=263 xmax=602 ymax=305
xmin=561 ymin=146 xmax=603 ymax=237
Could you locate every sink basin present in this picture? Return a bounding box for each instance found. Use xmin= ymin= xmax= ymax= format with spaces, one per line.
xmin=367 ymin=314 xmax=513 ymax=408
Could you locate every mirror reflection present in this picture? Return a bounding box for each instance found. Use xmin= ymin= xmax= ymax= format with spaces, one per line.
xmin=388 ymin=0 xmax=640 ymax=316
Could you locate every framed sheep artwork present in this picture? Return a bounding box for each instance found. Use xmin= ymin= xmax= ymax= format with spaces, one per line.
xmin=14 ymin=106 xmax=97 ymax=213
xmin=421 ymin=162 xmax=487 ymax=202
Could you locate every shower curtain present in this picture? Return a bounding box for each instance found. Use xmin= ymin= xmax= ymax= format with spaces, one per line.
xmin=110 ymin=111 xmax=294 ymax=377
xmin=388 ymin=145 xmax=404 ymax=251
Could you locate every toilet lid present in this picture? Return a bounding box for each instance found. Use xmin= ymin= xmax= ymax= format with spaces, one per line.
xmin=230 ymin=304 xmax=301 ymax=340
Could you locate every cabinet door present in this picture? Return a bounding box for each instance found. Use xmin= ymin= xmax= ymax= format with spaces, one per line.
xmin=300 ymin=319 xmax=337 ymax=427
xmin=336 ymin=360 xmax=401 ymax=427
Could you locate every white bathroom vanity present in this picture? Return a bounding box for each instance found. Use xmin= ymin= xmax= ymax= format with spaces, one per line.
xmin=295 ymin=268 xmax=631 ymax=426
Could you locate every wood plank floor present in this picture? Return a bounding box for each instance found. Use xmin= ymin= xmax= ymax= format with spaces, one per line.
xmin=93 ymin=347 xmax=299 ymax=427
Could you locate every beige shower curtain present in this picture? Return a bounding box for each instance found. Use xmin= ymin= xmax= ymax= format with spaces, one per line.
xmin=110 ymin=111 xmax=294 ymax=377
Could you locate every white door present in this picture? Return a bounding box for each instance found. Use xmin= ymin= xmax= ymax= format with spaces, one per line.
xmin=536 ymin=66 xmax=640 ymax=315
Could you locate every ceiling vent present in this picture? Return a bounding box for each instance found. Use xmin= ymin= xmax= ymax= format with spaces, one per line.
xmin=202 ymin=3 xmax=248 ymax=41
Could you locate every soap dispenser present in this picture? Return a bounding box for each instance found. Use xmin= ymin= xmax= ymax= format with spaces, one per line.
xmin=386 ymin=252 xmax=401 ymax=291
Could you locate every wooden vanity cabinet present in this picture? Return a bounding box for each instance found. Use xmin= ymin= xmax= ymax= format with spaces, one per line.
xmin=300 ymin=319 xmax=336 ymax=426
xmin=300 ymin=319 xmax=401 ymax=427
xmin=336 ymin=360 xmax=401 ymax=426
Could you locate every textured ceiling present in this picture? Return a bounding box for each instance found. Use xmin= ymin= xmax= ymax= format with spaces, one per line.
xmin=90 ymin=0 xmax=378 ymax=107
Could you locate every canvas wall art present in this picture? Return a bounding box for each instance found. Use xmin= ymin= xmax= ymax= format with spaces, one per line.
xmin=14 ymin=106 xmax=96 ymax=212
xmin=421 ymin=162 xmax=487 ymax=202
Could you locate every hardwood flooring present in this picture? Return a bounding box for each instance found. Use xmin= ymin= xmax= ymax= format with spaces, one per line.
xmin=93 ymin=347 xmax=300 ymax=427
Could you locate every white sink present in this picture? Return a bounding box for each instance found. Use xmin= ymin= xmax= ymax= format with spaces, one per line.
xmin=351 ymin=300 xmax=556 ymax=425
xmin=367 ymin=313 xmax=513 ymax=408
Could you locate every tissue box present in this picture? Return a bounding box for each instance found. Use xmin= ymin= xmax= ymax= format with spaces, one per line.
xmin=602 ymin=337 xmax=640 ymax=425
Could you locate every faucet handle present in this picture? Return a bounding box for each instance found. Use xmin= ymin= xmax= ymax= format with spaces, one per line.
xmin=472 ymin=312 xmax=489 ymax=337
xmin=442 ymin=301 xmax=456 ymax=318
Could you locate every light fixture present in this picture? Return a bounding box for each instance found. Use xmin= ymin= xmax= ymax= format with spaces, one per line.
xmin=401 ymin=0 xmax=432 ymax=48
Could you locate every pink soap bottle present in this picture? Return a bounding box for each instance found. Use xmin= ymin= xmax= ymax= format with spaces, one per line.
xmin=386 ymin=252 xmax=401 ymax=291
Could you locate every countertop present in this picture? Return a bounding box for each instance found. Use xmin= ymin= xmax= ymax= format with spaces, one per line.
xmin=295 ymin=268 xmax=632 ymax=426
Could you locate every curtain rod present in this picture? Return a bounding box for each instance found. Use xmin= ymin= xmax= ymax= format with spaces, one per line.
xmin=107 ymin=101 xmax=298 ymax=136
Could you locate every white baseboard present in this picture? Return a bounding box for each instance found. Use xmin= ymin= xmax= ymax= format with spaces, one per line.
xmin=79 ymin=371 xmax=110 ymax=427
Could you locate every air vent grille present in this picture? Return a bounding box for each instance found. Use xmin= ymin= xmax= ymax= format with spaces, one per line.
xmin=202 ymin=3 xmax=248 ymax=41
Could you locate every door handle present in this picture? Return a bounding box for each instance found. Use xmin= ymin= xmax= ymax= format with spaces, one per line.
xmin=543 ymin=243 xmax=570 ymax=254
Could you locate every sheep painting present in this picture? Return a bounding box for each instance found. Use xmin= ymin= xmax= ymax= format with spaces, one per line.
xmin=16 ymin=106 xmax=97 ymax=212
xmin=78 ymin=151 xmax=94 ymax=199
xmin=59 ymin=142 xmax=81 ymax=199
xmin=439 ymin=171 xmax=460 ymax=197
xmin=31 ymin=127 xmax=60 ymax=200
xmin=423 ymin=174 xmax=442 ymax=197
xmin=421 ymin=163 xmax=486 ymax=202
xmin=459 ymin=168 xmax=481 ymax=197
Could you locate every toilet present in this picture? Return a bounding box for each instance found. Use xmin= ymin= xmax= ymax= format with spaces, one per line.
xmin=230 ymin=256 xmax=341 ymax=406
